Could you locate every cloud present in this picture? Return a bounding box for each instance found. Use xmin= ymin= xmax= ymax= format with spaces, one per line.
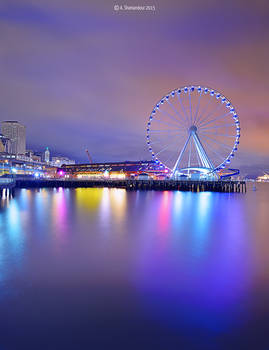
xmin=0 ymin=0 xmax=268 ymax=168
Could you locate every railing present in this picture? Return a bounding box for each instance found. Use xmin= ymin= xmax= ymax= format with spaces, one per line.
xmin=0 ymin=178 xmax=15 ymax=185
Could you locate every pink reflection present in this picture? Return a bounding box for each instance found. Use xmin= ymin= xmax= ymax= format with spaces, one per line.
xmin=51 ymin=188 xmax=68 ymax=240
xmin=158 ymin=191 xmax=172 ymax=234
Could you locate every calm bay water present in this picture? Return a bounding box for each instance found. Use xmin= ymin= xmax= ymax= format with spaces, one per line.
xmin=0 ymin=184 xmax=269 ymax=349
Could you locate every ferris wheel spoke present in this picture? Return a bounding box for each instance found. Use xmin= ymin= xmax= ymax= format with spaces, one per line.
xmin=166 ymin=100 xmax=188 ymax=128
xmin=162 ymin=151 xmax=179 ymax=170
xmin=197 ymin=102 xmax=223 ymax=127
xmin=154 ymin=138 xmax=184 ymax=157
xmin=155 ymin=135 xmax=186 ymax=142
xmin=200 ymin=131 xmax=236 ymax=138
xmin=154 ymin=140 xmax=186 ymax=151
xmin=150 ymin=129 xmax=186 ymax=134
xmin=201 ymin=137 xmax=227 ymax=162
xmin=153 ymin=118 xmax=185 ymax=129
xmin=195 ymin=96 xmax=214 ymax=126
xmin=199 ymin=123 xmax=235 ymax=130
xmin=150 ymin=134 xmax=186 ymax=144
xmin=158 ymin=106 xmax=186 ymax=127
xmin=162 ymin=137 xmax=188 ymax=167
xmin=193 ymin=91 xmax=202 ymax=125
xmin=189 ymin=91 xmax=192 ymax=125
xmin=177 ymin=94 xmax=190 ymax=125
xmin=148 ymin=139 xmax=163 ymax=146
xmin=199 ymin=112 xmax=232 ymax=128
xmin=201 ymin=134 xmax=233 ymax=151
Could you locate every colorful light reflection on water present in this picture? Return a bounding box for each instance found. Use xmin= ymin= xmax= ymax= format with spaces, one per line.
xmin=0 ymin=184 xmax=269 ymax=349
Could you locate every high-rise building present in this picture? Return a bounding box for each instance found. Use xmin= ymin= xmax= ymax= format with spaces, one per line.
xmin=0 ymin=133 xmax=11 ymax=153
xmin=1 ymin=121 xmax=26 ymax=155
xmin=44 ymin=147 xmax=50 ymax=163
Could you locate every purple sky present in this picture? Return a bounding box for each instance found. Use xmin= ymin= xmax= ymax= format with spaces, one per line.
xmin=0 ymin=0 xmax=269 ymax=173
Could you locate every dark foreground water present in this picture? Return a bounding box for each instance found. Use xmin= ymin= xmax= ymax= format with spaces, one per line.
xmin=1 ymin=184 xmax=269 ymax=350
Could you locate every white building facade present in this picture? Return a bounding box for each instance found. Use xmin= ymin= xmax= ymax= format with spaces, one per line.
xmin=1 ymin=121 xmax=26 ymax=155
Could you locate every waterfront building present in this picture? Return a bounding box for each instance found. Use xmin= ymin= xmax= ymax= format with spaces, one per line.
xmin=32 ymin=154 xmax=42 ymax=162
xmin=44 ymin=147 xmax=50 ymax=163
xmin=257 ymin=173 xmax=269 ymax=182
xmin=1 ymin=121 xmax=26 ymax=155
xmin=58 ymin=161 xmax=168 ymax=179
xmin=25 ymin=150 xmax=34 ymax=161
xmin=18 ymin=150 xmax=48 ymax=163
xmin=51 ymin=156 xmax=75 ymax=167
xmin=0 ymin=153 xmax=57 ymax=178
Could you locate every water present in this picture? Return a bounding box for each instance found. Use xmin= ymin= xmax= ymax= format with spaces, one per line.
xmin=0 ymin=184 xmax=269 ymax=349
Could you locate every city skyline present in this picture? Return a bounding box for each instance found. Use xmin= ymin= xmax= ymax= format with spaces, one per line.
xmin=0 ymin=119 xmax=75 ymax=163
xmin=0 ymin=0 xmax=269 ymax=176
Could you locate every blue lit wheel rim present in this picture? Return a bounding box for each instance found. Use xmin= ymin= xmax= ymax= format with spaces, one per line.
xmin=146 ymin=85 xmax=240 ymax=173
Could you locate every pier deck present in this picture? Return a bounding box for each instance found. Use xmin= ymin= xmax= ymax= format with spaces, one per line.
xmin=0 ymin=178 xmax=16 ymax=198
xmin=15 ymin=179 xmax=247 ymax=193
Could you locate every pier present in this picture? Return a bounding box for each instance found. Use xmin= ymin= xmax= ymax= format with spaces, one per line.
xmin=0 ymin=178 xmax=16 ymax=199
xmin=15 ymin=179 xmax=247 ymax=193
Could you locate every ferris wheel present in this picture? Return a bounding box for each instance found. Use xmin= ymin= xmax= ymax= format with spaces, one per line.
xmin=146 ymin=85 xmax=240 ymax=178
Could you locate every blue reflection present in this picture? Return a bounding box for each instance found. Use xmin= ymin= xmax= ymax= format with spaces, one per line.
xmin=172 ymin=191 xmax=184 ymax=226
xmin=133 ymin=190 xmax=253 ymax=334
xmin=6 ymin=201 xmax=23 ymax=252
xmin=0 ymin=186 xmax=268 ymax=349
xmin=192 ymin=192 xmax=213 ymax=257
xmin=0 ymin=199 xmax=24 ymax=278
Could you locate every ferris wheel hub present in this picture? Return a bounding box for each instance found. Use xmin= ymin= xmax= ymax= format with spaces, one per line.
xmin=189 ymin=125 xmax=197 ymax=133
